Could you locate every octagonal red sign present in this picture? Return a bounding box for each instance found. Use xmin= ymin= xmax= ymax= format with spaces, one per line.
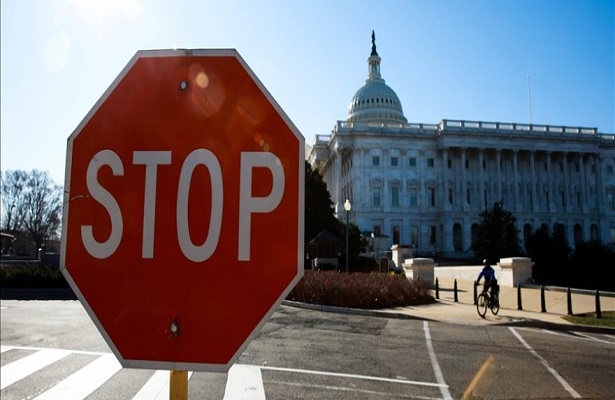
xmin=60 ymin=49 xmax=304 ymax=372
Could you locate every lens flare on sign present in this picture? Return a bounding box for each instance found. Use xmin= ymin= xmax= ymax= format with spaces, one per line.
xmin=195 ymin=71 xmax=209 ymax=89
xmin=236 ymin=94 xmax=265 ymax=125
xmin=188 ymin=63 xmax=225 ymax=118
xmin=253 ymin=132 xmax=271 ymax=152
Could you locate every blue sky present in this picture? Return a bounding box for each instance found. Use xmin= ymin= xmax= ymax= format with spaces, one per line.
xmin=2 ymin=0 xmax=613 ymax=185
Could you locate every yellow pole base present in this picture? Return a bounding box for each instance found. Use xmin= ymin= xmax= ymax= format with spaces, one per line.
xmin=170 ymin=370 xmax=188 ymax=400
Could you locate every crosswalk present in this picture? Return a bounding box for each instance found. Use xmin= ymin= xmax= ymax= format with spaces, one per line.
xmin=0 ymin=345 xmax=264 ymax=400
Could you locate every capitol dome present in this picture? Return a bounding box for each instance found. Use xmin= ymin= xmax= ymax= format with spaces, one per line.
xmin=346 ymin=32 xmax=407 ymax=124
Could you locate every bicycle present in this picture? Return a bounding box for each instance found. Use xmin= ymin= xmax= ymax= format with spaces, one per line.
xmin=476 ymin=284 xmax=500 ymax=318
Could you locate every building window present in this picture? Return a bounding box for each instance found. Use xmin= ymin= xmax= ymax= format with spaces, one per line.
xmin=607 ymin=190 xmax=615 ymax=210
xmin=607 ymin=165 xmax=614 ymax=174
xmin=392 ymin=226 xmax=400 ymax=245
xmin=528 ymin=184 xmax=533 ymax=206
xmin=447 ymin=159 xmax=452 ymax=168
xmin=409 ymin=158 xmax=417 ymax=167
xmin=372 ymin=186 xmax=381 ymax=207
xmin=428 ymin=188 xmax=436 ymax=207
xmin=391 ymin=186 xmax=400 ymax=207
xmin=427 ymin=158 xmax=434 ymax=167
xmin=465 ymin=160 xmax=469 ymax=169
xmin=448 ymin=188 xmax=453 ymax=205
xmin=391 ymin=157 xmax=399 ymax=167
xmin=429 ymin=226 xmax=436 ymax=245
xmin=577 ymin=190 xmax=582 ymax=207
xmin=372 ymin=156 xmax=380 ymax=166
xmin=410 ymin=226 xmax=419 ymax=247
xmin=466 ymin=188 xmax=471 ymax=205
xmin=409 ymin=188 xmax=418 ymax=207
xmin=373 ymin=225 xmax=382 ymax=236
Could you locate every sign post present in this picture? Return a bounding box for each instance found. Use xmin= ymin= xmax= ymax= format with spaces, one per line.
xmin=170 ymin=370 xmax=188 ymax=400
xmin=61 ymin=49 xmax=304 ymax=396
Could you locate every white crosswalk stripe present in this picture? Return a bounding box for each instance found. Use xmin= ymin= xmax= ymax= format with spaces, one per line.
xmin=32 ymin=353 xmax=122 ymax=400
xmin=132 ymin=370 xmax=194 ymax=400
xmin=1 ymin=346 xmax=266 ymax=399
xmin=131 ymin=370 xmax=169 ymax=400
xmin=1 ymin=348 xmax=71 ymax=389
xmin=224 ymin=364 xmax=266 ymax=400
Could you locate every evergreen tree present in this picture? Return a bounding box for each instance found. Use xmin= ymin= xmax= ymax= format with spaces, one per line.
xmin=471 ymin=201 xmax=521 ymax=263
xmin=525 ymin=224 xmax=571 ymax=285
xmin=304 ymin=161 xmax=340 ymax=243
xmin=304 ymin=161 xmax=366 ymax=268
xmin=524 ymin=227 xmax=551 ymax=283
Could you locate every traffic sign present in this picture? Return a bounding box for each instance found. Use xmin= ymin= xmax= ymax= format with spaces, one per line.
xmin=60 ymin=49 xmax=304 ymax=372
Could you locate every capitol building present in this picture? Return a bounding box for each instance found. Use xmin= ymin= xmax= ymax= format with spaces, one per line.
xmin=308 ymin=33 xmax=615 ymax=259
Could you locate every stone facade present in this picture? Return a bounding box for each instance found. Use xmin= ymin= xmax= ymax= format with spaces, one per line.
xmin=308 ymin=34 xmax=615 ymax=259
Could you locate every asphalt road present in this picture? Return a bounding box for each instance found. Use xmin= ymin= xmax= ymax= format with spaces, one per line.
xmin=1 ymin=300 xmax=614 ymax=399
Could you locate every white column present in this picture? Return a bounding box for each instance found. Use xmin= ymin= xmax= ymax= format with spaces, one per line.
xmin=579 ymin=153 xmax=587 ymax=211
xmin=496 ymin=149 xmax=502 ymax=202
xmin=442 ymin=148 xmax=449 ymax=209
xmin=530 ymin=151 xmax=537 ymax=212
xmin=595 ymin=154 xmax=604 ymax=212
xmin=478 ymin=149 xmax=485 ymax=208
xmin=419 ymin=150 xmax=426 ymax=209
xmin=563 ymin=152 xmax=571 ymax=212
xmin=382 ymin=149 xmax=388 ymax=211
xmin=546 ymin=151 xmax=554 ymax=211
xmin=513 ymin=150 xmax=520 ymax=211
xmin=364 ymin=149 xmax=370 ymax=208
xmin=461 ymin=148 xmax=467 ymax=210
xmin=335 ymin=148 xmax=342 ymax=214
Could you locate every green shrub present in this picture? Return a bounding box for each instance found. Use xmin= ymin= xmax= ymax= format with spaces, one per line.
xmin=0 ymin=266 xmax=69 ymax=288
xmin=287 ymin=270 xmax=435 ymax=309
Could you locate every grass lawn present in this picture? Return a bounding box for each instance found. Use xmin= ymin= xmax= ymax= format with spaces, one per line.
xmin=563 ymin=311 xmax=615 ymax=329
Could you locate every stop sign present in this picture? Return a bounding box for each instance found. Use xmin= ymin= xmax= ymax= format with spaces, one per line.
xmin=60 ymin=49 xmax=304 ymax=372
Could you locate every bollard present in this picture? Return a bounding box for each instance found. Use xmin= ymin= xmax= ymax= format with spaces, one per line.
xmin=517 ymin=283 xmax=523 ymax=311
xmin=566 ymin=287 xmax=573 ymax=315
xmin=595 ymin=290 xmax=602 ymax=319
xmin=435 ymin=278 xmax=439 ymax=300
xmin=473 ymin=281 xmax=478 ymax=305
xmin=540 ymin=285 xmax=547 ymax=313
xmin=454 ymin=279 xmax=458 ymax=302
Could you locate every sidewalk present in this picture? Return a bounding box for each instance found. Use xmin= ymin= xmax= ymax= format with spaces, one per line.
xmin=377 ymin=277 xmax=615 ymax=328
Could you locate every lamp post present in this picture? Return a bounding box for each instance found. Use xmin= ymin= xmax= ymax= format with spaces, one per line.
xmin=344 ymin=199 xmax=351 ymax=273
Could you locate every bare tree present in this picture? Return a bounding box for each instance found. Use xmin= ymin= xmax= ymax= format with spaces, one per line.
xmin=1 ymin=170 xmax=62 ymax=254
xmin=23 ymin=170 xmax=62 ymax=251
xmin=1 ymin=170 xmax=28 ymax=233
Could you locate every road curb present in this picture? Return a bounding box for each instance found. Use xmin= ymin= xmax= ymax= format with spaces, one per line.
xmin=281 ymin=300 xmax=430 ymax=321
xmin=0 ymin=288 xmax=77 ymax=300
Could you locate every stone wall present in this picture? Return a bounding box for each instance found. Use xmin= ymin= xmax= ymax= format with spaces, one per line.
xmin=403 ymin=257 xmax=535 ymax=287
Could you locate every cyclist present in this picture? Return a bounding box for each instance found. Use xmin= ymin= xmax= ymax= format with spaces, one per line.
xmin=477 ymin=259 xmax=498 ymax=302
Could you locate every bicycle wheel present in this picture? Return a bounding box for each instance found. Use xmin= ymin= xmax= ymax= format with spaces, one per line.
xmin=476 ymin=293 xmax=488 ymax=318
xmin=491 ymin=293 xmax=500 ymax=315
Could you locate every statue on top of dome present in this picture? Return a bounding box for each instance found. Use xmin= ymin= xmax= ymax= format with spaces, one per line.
xmin=371 ymin=30 xmax=378 ymax=56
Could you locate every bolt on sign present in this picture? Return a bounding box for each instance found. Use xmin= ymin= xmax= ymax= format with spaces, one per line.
xmin=61 ymin=49 xmax=305 ymax=372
